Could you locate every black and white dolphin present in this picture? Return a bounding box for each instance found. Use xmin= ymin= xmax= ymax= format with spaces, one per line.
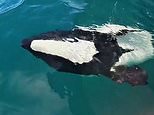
xmin=21 ymin=24 xmax=154 ymax=86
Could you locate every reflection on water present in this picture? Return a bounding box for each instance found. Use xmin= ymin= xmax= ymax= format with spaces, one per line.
xmin=0 ymin=0 xmax=24 ymax=14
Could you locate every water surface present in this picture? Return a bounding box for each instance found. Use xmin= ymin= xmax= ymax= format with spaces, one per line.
xmin=0 ymin=0 xmax=154 ymax=115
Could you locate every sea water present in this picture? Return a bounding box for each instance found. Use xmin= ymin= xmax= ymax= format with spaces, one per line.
xmin=0 ymin=0 xmax=154 ymax=115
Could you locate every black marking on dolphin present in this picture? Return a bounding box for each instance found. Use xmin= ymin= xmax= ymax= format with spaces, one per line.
xmin=21 ymin=25 xmax=149 ymax=86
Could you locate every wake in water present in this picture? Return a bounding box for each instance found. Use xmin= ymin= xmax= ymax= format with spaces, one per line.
xmin=21 ymin=24 xmax=154 ymax=86
xmin=0 ymin=0 xmax=24 ymax=14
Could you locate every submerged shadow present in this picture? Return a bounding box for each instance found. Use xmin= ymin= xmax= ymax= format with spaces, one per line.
xmin=46 ymin=71 xmax=98 ymax=115
xmin=46 ymin=70 xmax=154 ymax=115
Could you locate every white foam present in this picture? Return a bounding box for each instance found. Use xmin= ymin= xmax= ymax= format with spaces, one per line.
xmin=115 ymin=30 xmax=154 ymax=66
xmin=77 ymin=24 xmax=154 ymax=67
xmin=76 ymin=24 xmax=139 ymax=35
xmin=30 ymin=39 xmax=98 ymax=64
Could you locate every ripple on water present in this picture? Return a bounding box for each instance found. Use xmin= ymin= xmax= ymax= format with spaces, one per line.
xmin=60 ymin=0 xmax=87 ymax=14
xmin=0 ymin=0 xmax=24 ymax=14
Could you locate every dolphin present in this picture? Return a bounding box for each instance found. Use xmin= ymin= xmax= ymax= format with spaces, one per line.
xmin=21 ymin=24 xmax=154 ymax=86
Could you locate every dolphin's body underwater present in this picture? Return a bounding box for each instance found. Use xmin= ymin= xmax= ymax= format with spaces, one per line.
xmin=22 ymin=24 xmax=154 ymax=86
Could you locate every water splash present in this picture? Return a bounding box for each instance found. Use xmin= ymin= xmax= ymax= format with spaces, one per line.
xmin=76 ymin=24 xmax=154 ymax=66
xmin=0 ymin=0 xmax=24 ymax=14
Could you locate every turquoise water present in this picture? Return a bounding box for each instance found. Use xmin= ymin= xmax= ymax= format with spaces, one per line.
xmin=0 ymin=0 xmax=154 ymax=115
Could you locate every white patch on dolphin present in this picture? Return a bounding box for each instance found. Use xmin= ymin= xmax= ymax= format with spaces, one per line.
xmin=30 ymin=38 xmax=98 ymax=64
